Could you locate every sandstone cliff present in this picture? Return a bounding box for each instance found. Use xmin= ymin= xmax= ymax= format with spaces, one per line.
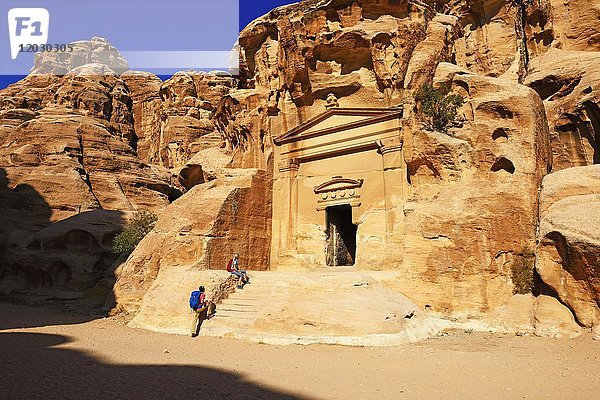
xmin=0 ymin=65 xmax=175 ymax=296
xmin=218 ymin=0 xmax=600 ymax=168
xmin=536 ymin=165 xmax=600 ymax=333
xmin=0 ymin=42 xmax=236 ymax=298
xmin=210 ymin=0 xmax=597 ymax=330
xmin=1 ymin=0 xmax=599 ymax=337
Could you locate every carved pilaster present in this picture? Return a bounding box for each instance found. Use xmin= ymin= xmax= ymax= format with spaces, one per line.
xmin=377 ymin=137 xmax=403 ymax=171
xmin=277 ymin=158 xmax=300 ymax=253
xmin=377 ymin=137 xmax=406 ymax=243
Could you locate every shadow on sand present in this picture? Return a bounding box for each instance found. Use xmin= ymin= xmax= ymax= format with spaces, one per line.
xmin=0 ymin=302 xmax=102 ymax=331
xmin=0 ymin=331 xmax=304 ymax=400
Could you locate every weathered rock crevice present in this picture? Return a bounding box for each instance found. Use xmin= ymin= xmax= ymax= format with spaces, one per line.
xmin=76 ymin=131 xmax=102 ymax=208
xmin=514 ymin=1 xmax=531 ymax=82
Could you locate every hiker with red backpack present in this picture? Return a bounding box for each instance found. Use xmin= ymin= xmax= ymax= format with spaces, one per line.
xmin=227 ymin=254 xmax=249 ymax=289
xmin=189 ymin=286 xmax=208 ymax=337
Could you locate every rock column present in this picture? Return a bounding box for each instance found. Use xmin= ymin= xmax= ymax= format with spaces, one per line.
xmin=276 ymin=158 xmax=300 ymax=261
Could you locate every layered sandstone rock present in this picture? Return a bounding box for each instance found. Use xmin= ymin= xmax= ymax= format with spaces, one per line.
xmin=122 ymin=71 xmax=234 ymax=170
xmin=117 ymin=0 xmax=598 ymax=333
xmin=526 ymin=50 xmax=600 ymax=172
xmin=0 ymin=60 xmax=178 ymax=295
xmin=1 ymin=1 xmax=599 ymax=341
xmin=536 ymin=165 xmax=600 ymax=332
xmin=376 ymin=63 xmax=550 ymax=314
xmin=221 ymin=0 xmax=599 ymax=167
xmin=482 ymin=294 xmax=582 ymax=338
xmin=113 ymin=168 xmax=272 ymax=313
xmin=542 ymin=0 xmax=600 ymax=52
xmin=0 ymin=71 xmax=177 ymax=216
xmin=0 ymin=39 xmax=236 ymax=303
xmin=30 ymin=37 xmax=129 ymax=75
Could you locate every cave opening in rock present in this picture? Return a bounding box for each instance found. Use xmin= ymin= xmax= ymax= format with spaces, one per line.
xmin=491 ymin=157 xmax=516 ymax=174
xmin=168 ymin=188 xmax=183 ymax=203
xmin=325 ymin=205 xmax=357 ymax=267
xmin=492 ymin=127 xmax=509 ymax=141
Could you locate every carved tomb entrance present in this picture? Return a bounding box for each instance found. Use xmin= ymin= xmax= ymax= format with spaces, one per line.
xmin=325 ymin=204 xmax=357 ymax=266
xmin=271 ymin=107 xmax=407 ymax=269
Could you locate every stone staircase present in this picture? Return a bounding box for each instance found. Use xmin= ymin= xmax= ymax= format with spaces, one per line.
xmin=201 ymin=272 xmax=277 ymax=334
xmin=198 ymin=271 xmax=430 ymax=345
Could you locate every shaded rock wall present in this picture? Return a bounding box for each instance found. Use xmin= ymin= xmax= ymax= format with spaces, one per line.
xmin=0 ymin=42 xmax=235 ymax=297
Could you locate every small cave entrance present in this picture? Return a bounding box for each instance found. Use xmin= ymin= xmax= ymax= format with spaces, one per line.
xmin=168 ymin=188 xmax=184 ymax=203
xmin=325 ymin=205 xmax=357 ymax=267
xmin=491 ymin=157 xmax=516 ymax=174
xmin=492 ymin=128 xmax=509 ymax=141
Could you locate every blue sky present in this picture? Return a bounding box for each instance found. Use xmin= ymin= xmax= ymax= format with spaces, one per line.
xmin=0 ymin=0 xmax=298 ymax=89
xmin=240 ymin=0 xmax=296 ymax=29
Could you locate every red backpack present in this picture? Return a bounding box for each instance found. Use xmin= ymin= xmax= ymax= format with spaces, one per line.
xmin=226 ymin=258 xmax=234 ymax=272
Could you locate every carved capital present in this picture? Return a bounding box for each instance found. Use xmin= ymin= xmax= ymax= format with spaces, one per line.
xmin=278 ymin=158 xmax=300 ymax=173
xmin=377 ymin=137 xmax=403 ymax=155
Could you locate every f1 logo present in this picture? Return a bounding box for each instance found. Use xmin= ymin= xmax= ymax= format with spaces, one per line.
xmin=8 ymin=8 xmax=49 ymax=60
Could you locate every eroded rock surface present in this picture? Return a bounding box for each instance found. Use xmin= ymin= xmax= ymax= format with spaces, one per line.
xmin=123 ymin=71 xmax=235 ymax=170
xmin=387 ymin=64 xmax=551 ymax=313
xmin=113 ymin=168 xmax=272 ymax=313
xmin=526 ymin=50 xmax=600 ymax=172
xmin=30 ymin=37 xmax=129 ymax=75
xmin=536 ymin=165 xmax=600 ymax=332
xmin=219 ymin=0 xmax=599 ymax=169
xmin=0 ymin=61 xmax=177 ymax=295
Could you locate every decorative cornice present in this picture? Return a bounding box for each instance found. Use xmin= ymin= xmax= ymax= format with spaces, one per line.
xmin=313 ymin=176 xmax=364 ymax=194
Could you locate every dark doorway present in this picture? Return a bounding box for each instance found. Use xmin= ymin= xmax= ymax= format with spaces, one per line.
xmin=325 ymin=205 xmax=357 ymax=266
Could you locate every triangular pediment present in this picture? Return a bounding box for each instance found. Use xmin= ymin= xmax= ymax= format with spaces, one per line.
xmin=274 ymin=107 xmax=402 ymax=146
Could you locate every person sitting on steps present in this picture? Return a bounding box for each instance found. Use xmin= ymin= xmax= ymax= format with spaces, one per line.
xmin=226 ymin=254 xmax=249 ymax=289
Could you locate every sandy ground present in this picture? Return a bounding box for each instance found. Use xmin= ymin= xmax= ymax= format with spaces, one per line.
xmin=1 ymin=302 xmax=598 ymax=400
